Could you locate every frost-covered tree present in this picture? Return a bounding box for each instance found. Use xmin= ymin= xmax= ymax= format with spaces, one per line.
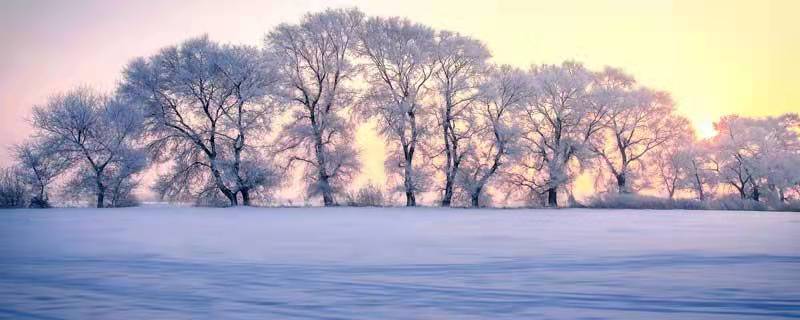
xmin=652 ymin=125 xmax=698 ymax=199
xmin=591 ymin=68 xmax=688 ymax=193
xmin=357 ymin=16 xmax=436 ymax=206
xmin=0 ymin=167 xmax=27 ymax=208
xmin=121 ymin=36 xmax=279 ymax=206
xmin=509 ymin=61 xmax=603 ymax=207
xmin=266 ymin=8 xmax=363 ymax=206
xmin=14 ymin=140 xmax=70 ymax=207
xmin=680 ymin=142 xmax=719 ymax=201
xmin=31 ymin=87 xmax=146 ymax=208
xmin=655 ymin=141 xmax=718 ymax=201
xmin=458 ymin=65 xmax=528 ymax=207
xmin=431 ymin=30 xmax=491 ymax=206
xmin=711 ymin=114 xmax=800 ymax=202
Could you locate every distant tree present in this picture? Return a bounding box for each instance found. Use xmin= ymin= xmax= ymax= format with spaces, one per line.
xmin=431 ymin=30 xmax=491 ymax=206
xmin=459 ymin=65 xmax=528 ymax=207
xmin=31 ymin=87 xmax=145 ymax=208
xmin=357 ymin=16 xmax=437 ymax=206
xmin=675 ymin=142 xmax=718 ymax=201
xmin=266 ymin=8 xmax=363 ymax=206
xmin=711 ymin=114 xmax=800 ymax=202
xmin=121 ymin=36 xmax=279 ymax=206
xmin=508 ymin=61 xmax=603 ymax=207
xmin=590 ymin=68 xmax=687 ymax=194
xmin=652 ymin=123 xmax=696 ymax=199
xmin=14 ymin=139 xmax=70 ymax=207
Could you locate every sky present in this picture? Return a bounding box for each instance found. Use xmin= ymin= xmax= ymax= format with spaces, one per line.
xmin=0 ymin=0 xmax=797 ymax=200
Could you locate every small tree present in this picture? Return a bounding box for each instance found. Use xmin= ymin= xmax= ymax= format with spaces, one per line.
xmin=0 ymin=167 xmax=27 ymax=208
xmin=31 ymin=87 xmax=145 ymax=208
xmin=14 ymin=139 xmax=70 ymax=207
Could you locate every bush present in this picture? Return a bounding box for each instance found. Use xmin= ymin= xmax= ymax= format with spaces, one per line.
xmin=773 ymin=200 xmax=800 ymax=212
xmin=0 ymin=168 xmax=28 ymax=209
xmin=587 ymin=193 xmax=707 ymax=210
xmin=345 ymin=184 xmax=387 ymax=207
xmin=707 ymin=196 xmax=769 ymax=211
xmin=28 ymin=196 xmax=51 ymax=208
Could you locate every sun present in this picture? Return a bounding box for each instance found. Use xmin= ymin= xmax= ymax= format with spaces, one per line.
xmin=696 ymin=121 xmax=718 ymax=139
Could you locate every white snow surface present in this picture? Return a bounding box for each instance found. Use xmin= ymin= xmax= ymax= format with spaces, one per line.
xmin=1 ymin=206 xmax=799 ymax=319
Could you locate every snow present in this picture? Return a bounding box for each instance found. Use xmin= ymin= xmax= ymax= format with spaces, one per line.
xmin=1 ymin=206 xmax=799 ymax=319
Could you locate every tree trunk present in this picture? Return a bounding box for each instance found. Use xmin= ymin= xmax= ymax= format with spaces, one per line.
xmin=751 ymin=186 xmax=760 ymax=202
xmin=405 ymin=190 xmax=416 ymax=207
xmin=241 ymin=188 xmax=251 ymax=206
xmin=403 ymin=152 xmax=416 ymax=207
xmin=695 ymin=174 xmax=705 ymax=201
xmin=95 ymin=177 xmax=106 ymax=208
xmin=616 ymin=174 xmax=627 ymax=193
xmin=96 ymin=192 xmax=105 ymax=208
xmin=547 ymin=187 xmax=558 ymax=207
xmin=311 ymin=127 xmax=335 ymax=206
xmin=442 ymin=178 xmax=454 ymax=207
xmin=211 ymin=166 xmax=237 ymax=206
xmin=471 ymin=187 xmax=482 ymax=208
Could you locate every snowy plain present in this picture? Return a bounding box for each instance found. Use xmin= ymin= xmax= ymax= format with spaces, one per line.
xmin=1 ymin=205 xmax=799 ymax=319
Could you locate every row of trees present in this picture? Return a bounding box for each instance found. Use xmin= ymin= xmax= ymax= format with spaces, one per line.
xmin=2 ymin=8 xmax=799 ymax=209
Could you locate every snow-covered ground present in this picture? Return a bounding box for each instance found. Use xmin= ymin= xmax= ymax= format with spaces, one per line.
xmin=1 ymin=206 xmax=799 ymax=319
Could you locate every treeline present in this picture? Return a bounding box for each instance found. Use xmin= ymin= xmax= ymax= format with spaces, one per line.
xmin=2 ymin=8 xmax=799 ymax=210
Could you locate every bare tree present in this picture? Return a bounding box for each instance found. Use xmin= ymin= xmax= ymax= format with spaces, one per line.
xmin=14 ymin=139 xmax=70 ymax=207
xmin=591 ymin=68 xmax=686 ymax=193
xmin=357 ymin=16 xmax=436 ymax=206
xmin=509 ymin=61 xmax=603 ymax=207
xmin=711 ymin=114 xmax=800 ymax=202
xmin=266 ymin=8 xmax=363 ymax=206
xmin=121 ymin=36 xmax=279 ymax=206
xmin=31 ymin=87 xmax=145 ymax=208
xmin=0 ymin=167 xmax=27 ymax=208
xmin=652 ymin=122 xmax=695 ymax=199
xmin=458 ymin=65 xmax=528 ymax=207
xmin=680 ymin=142 xmax=719 ymax=201
xmin=431 ymin=31 xmax=491 ymax=206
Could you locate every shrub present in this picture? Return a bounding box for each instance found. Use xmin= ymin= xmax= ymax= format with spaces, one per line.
xmin=707 ymin=196 xmax=769 ymax=211
xmin=345 ymin=184 xmax=388 ymax=207
xmin=0 ymin=168 xmax=28 ymax=209
xmin=587 ymin=193 xmax=708 ymax=210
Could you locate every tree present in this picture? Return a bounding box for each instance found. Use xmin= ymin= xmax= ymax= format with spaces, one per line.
xmin=458 ymin=65 xmax=528 ymax=207
xmin=357 ymin=16 xmax=437 ymax=206
xmin=121 ymin=36 xmax=279 ymax=206
xmin=591 ymin=68 xmax=687 ymax=193
xmin=266 ymin=8 xmax=363 ymax=206
xmin=0 ymin=167 xmax=27 ymax=208
xmin=711 ymin=114 xmax=800 ymax=202
xmin=509 ymin=61 xmax=603 ymax=207
xmin=14 ymin=139 xmax=70 ymax=207
xmin=652 ymin=124 xmax=696 ymax=199
xmin=31 ymin=87 xmax=145 ymax=208
xmin=431 ymin=30 xmax=491 ymax=206
xmin=677 ymin=142 xmax=718 ymax=201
